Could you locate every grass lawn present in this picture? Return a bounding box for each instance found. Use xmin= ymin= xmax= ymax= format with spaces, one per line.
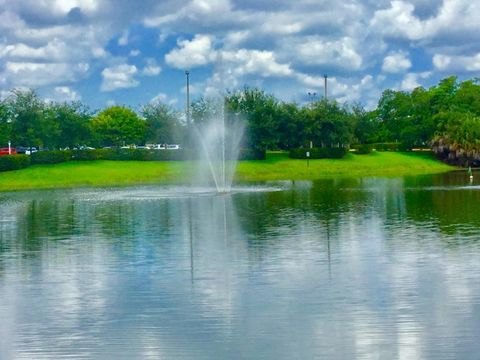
xmin=0 ymin=151 xmax=455 ymax=192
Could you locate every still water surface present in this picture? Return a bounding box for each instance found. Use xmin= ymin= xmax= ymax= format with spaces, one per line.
xmin=1 ymin=172 xmax=480 ymax=359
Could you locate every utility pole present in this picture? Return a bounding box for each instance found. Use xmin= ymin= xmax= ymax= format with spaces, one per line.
xmin=185 ymin=70 xmax=190 ymax=126
xmin=324 ymin=74 xmax=328 ymax=100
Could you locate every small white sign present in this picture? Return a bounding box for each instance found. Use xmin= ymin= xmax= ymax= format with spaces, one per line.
xmin=306 ymin=151 xmax=310 ymax=158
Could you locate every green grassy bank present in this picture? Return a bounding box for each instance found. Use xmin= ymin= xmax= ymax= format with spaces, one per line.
xmin=0 ymin=151 xmax=454 ymax=192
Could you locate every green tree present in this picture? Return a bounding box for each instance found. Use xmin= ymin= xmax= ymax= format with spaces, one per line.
xmin=142 ymin=102 xmax=183 ymax=145
xmin=0 ymin=100 xmax=12 ymax=147
xmin=352 ymin=104 xmax=379 ymax=144
xmin=4 ymin=89 xmax=57 ymax=149
xmin=226 ymin=88 xmax=279 ymax=152
xmin=90 ymin=106 xmax=145 ymax=147
xmin=307 ymin=99 xmax=355 ymax=148
xmin=52 ymin=102 xmax=92 ymax=149
xmin=276 ymin=102 xmax=305 ymax=149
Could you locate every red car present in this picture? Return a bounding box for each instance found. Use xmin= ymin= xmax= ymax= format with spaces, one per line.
xmin=0 ymin=148 xmax=16 ymax=156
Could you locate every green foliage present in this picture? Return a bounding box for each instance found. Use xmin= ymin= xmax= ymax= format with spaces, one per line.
xmin=226 ymin=88 xmax=278 ymax=152
xmin=306 ymin=100 xmax=355 ymax=148
xmin=238 ymin=148 xmax=266 ymax=160
xmin=31 ymin=150 xmax=72 ymax=164
xmin=289 ymin=147 xmax=348 ymax=159
xmin=0 ymin=102 xmax=12 ymax=146
xmin=0 ymin=155 xmax=30 ymax=172
xmin=72 ymin=149 xmax=112 ymax=160
xmin=4 ymin=89 xmax=51 ymax=149
xmin=276 ymin=102 xmax=306 ymax=149
xmin=52 ymin=102 xmax=92 ymax=149
xmin=73 ymin=148 xmax=192 ymax=161
xmin=91 ymin=106 xmax=145 ymax=147
xmin=373 ymin=142 xmax=401 ymax=151
xmin=105 ymin=149 xmax=190 ymax=161
xmin=351 ymin=144 xmax=374 ymax=154
xmin=1 ymin=75 xmax=480 ymax=167
xmin=353 ymin=105 xmax=380 ymax=144
xmin=141 ymin=102 xmax=183 ymax=145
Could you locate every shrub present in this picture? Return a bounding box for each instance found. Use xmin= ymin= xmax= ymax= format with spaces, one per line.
xmin=31 ymin=150 xmax=72 ymax=164
xmin=289 ymin=147 xmax=348 ymax=159
xmin=0 ymin=155 xmax=31 ymax=172
xmin=72 ymin=149 xmax=113 ymax=161
xmin=351 ymin=144 xmax=374 ymax=154
xmin=103 ymin=148 xmax=192 ymax=161
xmin=373 ymin=142 xmax=400 ymax=151
xmin=238 ymin=148 xmax=266 ymax=160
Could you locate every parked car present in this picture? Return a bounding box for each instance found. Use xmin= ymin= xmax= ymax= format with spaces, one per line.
xmin=28 ymin=147 xmax=38 ymax=155
xmin=166 ymin=144 xmax=181 ymax=150
xmin=148 ymin=144 xmax=166 ymax=150
xmin=0 ymin=147 xmax=16 ymax=156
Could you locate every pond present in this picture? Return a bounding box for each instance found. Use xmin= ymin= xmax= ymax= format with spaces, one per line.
xmin=1 ymin=172 xmax=479 ymax=359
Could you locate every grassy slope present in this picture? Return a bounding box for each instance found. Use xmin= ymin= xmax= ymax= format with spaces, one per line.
xmin=236 ymin=151 xmax=454 ymax=181
xmin=0 ymin=151 xmax=454 ymax=192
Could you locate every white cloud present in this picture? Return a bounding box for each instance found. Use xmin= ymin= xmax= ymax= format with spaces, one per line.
xmin=0 ymin=39 xmax=70 ymax=61
xmin=101 ymin=64 xmax=139 ymax=92
xmin=151 ymin=92 xmax=168 ymax=103
xmin=129 ymin=49 xmax=140 ymax=57
xmin=222 ymin=49 xmax=293 ymax=77
xmin=295 ymin=37 xmax=363 ymax=70
xmin=400 ymin=72 xmax=431 ymax=91
xmin=371 ymin=0 xmax=480 ymax=42
xmin=371 ymin=1 xmax=427 ymax=40
xmin=53 ymin=86 xmax=81 ymax=102
xmin=165 ymin=34 xmax=216 ymax=69
xmin=2 ymin=61 xmax=89 ymax=87
xmin=433 ymin=53 xmax=480 ymax=71
xmin=151 ymin=92 xmax=178 ymax=106
xmin=118 ymin=30 xmax=129 ymax=46
xmin=382 ymin=51 xmax=412 ymax=73
xmin=142 ymin=58 xmax=161 ymax=76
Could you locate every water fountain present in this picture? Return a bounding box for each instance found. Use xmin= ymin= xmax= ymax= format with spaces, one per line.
xmin=192 ymin=99 xmax=245 ymax=194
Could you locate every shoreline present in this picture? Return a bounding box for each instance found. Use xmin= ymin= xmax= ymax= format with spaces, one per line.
xmin=0 ymin=152 xmax=456 ymax=192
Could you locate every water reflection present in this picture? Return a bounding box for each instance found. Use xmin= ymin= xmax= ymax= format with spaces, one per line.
xmin=0 ymin=173 xmax=479 ymax=359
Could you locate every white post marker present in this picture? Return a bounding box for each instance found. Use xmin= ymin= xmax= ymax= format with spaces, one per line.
xmin=8 ymin=140 xmax=11 ymax=155
xmin=306 ymin=151 xmax=310 ymax=168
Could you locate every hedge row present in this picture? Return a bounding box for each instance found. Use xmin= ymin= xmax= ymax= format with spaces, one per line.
xmin=350 ymin=144 xmax=374 ymax=154
xmin=351 ymin=142 xmax=415 ymax=153
xmin=31 ymin=150 xmax=72 ymax=164
xmin=289 ymin=147 xmax=348 ymax=159
xmin=0 ymin=148 xmax=266 ymax=172
xmin=373 ymin=142 xmax=401 ymax=151
xmin=0 ymin=155 xmax=31 ymax=172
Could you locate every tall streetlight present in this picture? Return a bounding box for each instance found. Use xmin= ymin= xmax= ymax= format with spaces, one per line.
xmin=185 ymin=70 xmax=190 ymax=126
xmin=324 ymin=74 xmax=328 ymax=100
xmin=307 ymin=92 xmax=317 ymax=104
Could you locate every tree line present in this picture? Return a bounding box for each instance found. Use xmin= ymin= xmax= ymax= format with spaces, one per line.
xmin=1 ymin=76 xmax=479 ymax=161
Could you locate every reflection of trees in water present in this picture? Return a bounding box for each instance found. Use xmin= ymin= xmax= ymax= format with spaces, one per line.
xmin=233 ymin=178 xmax=370 ymax=262
xmin=401 ymin=173 xmax=480 ymax=238
xmin=0 ymin=199 xmax=78 ymax=257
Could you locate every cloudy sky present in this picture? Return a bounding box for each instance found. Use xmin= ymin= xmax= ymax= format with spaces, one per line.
xmin=0 ymin=0 xmax=479 ymax=110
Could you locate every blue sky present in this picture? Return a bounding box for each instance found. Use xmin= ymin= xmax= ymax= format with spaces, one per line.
xmin=0 ymin=0 xmax=479 ymax=111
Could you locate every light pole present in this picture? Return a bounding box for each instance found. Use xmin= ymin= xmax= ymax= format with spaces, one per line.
xmin=307 ymin=92 xmax=317 ymax=104
xmin=324 ymin=74 xmax=328 ymax=100
xmin=185 ymin=70 xmax=190 ymax=126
